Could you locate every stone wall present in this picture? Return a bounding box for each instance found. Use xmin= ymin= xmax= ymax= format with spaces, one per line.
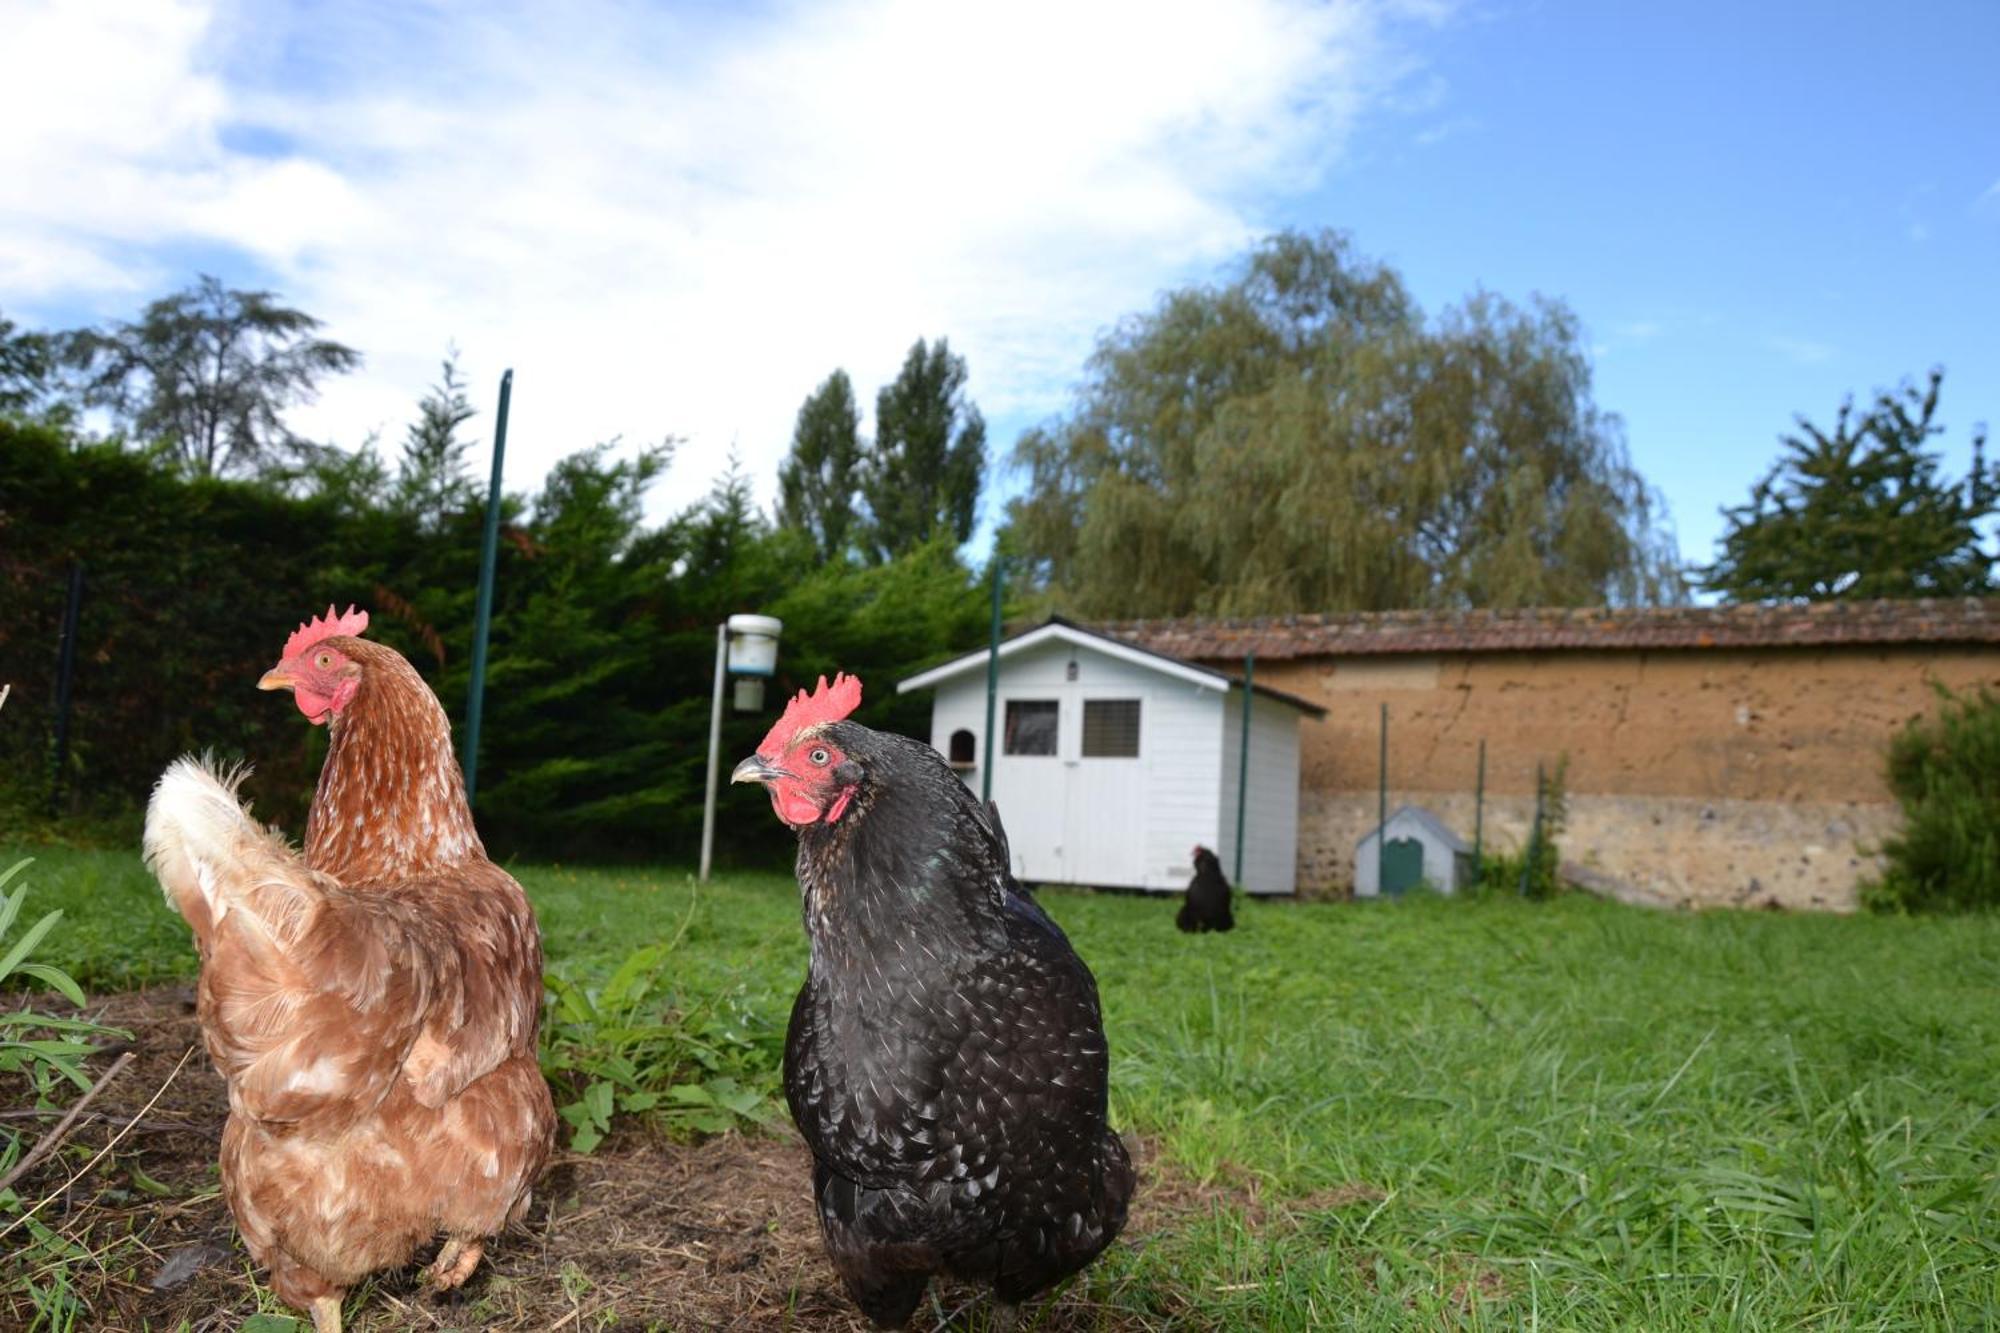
xmin=1298 ymin=789 xmax=1898 ymax=911
xmin=1229 ymin=647 xmax=1999 ymax=910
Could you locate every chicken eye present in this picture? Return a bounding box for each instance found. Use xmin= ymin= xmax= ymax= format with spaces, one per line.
xmin=809 ymin=748 xmax=830 ymax=766
xmin=315 ymin=652 xmax=332 ymax=670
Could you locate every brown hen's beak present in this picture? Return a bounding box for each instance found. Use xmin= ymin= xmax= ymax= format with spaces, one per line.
xmin=731 ymin=754 xmax=790 ymax=785
xmin=257 ymin=666 xmax=295 ymax=692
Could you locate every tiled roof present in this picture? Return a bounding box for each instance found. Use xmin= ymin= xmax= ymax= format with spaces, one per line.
xmin=1095 ymin=598 xmax=2000 ymax=661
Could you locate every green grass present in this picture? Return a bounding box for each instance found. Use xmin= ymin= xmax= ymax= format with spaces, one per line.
xmin=9 ymin=843 xmax=1999 ymax=1329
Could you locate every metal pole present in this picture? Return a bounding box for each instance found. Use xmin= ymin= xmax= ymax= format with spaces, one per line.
xmin=1473 ymin=738 xmax=1486 ymax=863
xmin=1521 ymin=761 xmax=1545 ymax=897
xmin=1376 ymin=702 xmax=1388 ymax=894
xmin=1234 ymin=651 xmax=1254 ymax=885
xmin=980 ymin=557 xmax=1003 ymax=804
xmin=699 ymin=622 xmax=728 ymax=882
xmin=48 ymin=561 xmax=83 ymax=818
xmin=462 ymin=368 xmax=512 ymax=805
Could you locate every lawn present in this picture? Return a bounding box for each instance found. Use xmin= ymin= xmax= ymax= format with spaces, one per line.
xmin=6 ymin=843 xmax=1999 ymax=1329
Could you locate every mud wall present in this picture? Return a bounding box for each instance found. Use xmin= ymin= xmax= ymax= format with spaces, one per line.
xmin=1232 ymin=647 xmax=2000 ymax=909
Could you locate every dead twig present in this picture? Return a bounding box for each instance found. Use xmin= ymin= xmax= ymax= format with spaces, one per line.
xmin=0 ymin=1049 xmax=136 ymax=1197
xmin=0 ymin=1044 xmax=195 ymax=1242
xmin=0 ymin=1107 xmax=203 ymax=1133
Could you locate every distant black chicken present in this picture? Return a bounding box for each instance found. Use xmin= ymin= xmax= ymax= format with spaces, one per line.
xmin=733 ymin=675 xmax=1134 ymax=1329
xmin=1177 ymin=845 xmax=1235 ymax=933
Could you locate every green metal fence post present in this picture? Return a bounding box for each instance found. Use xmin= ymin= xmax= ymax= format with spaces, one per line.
xmin=1473 ymin=738 xmax=1486 ymax=864
xmin=1377 ymin=702 xmax=1388 ymax=895
xmin=981 ymin=557 xmax=1003 ymax=805
xmin=462 ymin=369 xmax=512 ymax=806
xmin=1234 ymin=651 xmax=1254 ymax=885
xmin=1521 ymin=760 xmax=1545 ymax=897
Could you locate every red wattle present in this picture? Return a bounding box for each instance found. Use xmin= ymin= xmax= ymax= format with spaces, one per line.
xmin=775 ymin=788 xmax=822 ymax=826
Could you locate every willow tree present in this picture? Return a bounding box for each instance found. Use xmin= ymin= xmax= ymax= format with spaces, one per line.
xmin=1002 ymin=231 xmax=1683 ymax=616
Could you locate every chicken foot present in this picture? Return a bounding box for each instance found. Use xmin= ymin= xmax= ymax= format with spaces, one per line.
xmin=424 ymin=1236 xmax=485 ymax=1291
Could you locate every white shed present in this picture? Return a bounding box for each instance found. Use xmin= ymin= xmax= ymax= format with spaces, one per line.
xmin=1354 ymin=805 xmax=1476 ymax=897
xmin=895 ymin=618 xmax=1325 ymax=894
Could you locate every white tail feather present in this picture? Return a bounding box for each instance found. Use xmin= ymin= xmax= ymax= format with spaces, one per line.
xmin=144 ymin=755 xmax=311 ymax=945
xmin=146 ymin=755 xmax=255 ymax=864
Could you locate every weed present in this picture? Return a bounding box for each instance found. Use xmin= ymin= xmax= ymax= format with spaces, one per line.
xmin=0 ymin=858 xmax=130 ymax=1324
xmin=540 ymin=880 xmax=781 ymax=1149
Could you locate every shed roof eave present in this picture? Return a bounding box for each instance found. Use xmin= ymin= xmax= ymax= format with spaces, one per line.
xmin=896 ymin=620 xmax=1227 ymax=695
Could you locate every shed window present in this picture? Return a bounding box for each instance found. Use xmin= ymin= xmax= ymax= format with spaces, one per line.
xmin=1082 ymin=699 xmax=1141 ymax=758
xmin=1003 ymin=700 xmax=1059 ymax=756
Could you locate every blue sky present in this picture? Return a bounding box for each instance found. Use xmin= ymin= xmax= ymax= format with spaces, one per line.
xmin=4 ymin=0 xmax=1994 ymax=575
xmin=1291 ymin=1 xmax=2000 ymax=565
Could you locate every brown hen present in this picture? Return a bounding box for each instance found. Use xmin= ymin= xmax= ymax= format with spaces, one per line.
xmin=143 ymin=607 xmax=555 ymax=1333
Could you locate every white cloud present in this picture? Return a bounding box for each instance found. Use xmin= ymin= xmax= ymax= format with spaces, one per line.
xmin=1767 ymin=335 xmax=1837 ymax=366
xmin=1413 ymin=115 xmax=1478 ymax=147
xmin=2 ymin=0 xmax=1452 ymax=520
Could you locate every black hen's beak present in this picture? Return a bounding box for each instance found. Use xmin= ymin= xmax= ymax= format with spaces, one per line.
xmin=731 ymin=754 xmax=790 ymax=786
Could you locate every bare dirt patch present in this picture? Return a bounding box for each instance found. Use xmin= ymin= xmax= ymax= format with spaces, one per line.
xmin=3 ymin=991 xmax=1375 ymax=1331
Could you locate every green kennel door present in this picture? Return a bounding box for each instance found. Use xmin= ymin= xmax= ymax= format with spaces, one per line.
xmin=1383 ymin=838 xmax=1424 ymax=895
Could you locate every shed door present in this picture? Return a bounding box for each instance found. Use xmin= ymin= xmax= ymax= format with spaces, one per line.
xmin=1383 ymin=838 xmax=1424 ymax=895
xmin=1065 ymin=696 xmax=1146 ymax=888
xmin=990 ymin=696 xmax=1067 ymax=883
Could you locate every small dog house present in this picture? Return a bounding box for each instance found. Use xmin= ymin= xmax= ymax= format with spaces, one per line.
xmin=1355 ymin=805 xmax=1476 ymax=897
xmin=896 ymin=618 xmax=1325 ymax=893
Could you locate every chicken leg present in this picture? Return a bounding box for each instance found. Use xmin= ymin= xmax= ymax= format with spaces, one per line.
xmin=425 ymin=1236 xmax=485 ymax=1290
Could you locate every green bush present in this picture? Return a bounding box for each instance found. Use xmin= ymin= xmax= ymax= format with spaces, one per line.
xmin=1864 ymin=685 xmax=2000 ymax=913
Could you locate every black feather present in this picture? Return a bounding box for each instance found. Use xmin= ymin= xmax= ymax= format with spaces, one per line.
xmin=781 ymin=724 xmax=1134 ymax=1328
xmin=1177 ymin=846 xmax=1235 ymax=933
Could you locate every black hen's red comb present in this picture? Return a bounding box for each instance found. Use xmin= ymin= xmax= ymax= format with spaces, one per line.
xmin=759 ymin=673 xmax=862 ymax=755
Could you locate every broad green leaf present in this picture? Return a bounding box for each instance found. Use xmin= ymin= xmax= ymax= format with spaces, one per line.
xmin=0 ymin=908 xmax=63 ymax=982
xmin=12 ymin=962 xmax=86 ymax=1007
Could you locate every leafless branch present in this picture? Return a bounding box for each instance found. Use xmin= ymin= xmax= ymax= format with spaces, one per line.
xmin=0 ymin=1050 xmax=136 ymax=1197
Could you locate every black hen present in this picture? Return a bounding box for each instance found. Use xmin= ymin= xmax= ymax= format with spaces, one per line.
xmin=1177 ymin=845 xmax=1235 ymax=933
xmin=733 ymin=674 xmax=1134 ymax=1329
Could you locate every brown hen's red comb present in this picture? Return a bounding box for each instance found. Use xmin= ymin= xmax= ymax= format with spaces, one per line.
xmin=282 ymin=604 xmax=371 ymax=660
xmin=759 ymin=673 xmax=863 ymax=755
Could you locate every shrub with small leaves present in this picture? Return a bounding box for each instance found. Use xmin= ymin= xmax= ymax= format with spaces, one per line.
xmin=1864 ymin=685 xmax=2000 ymax=913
